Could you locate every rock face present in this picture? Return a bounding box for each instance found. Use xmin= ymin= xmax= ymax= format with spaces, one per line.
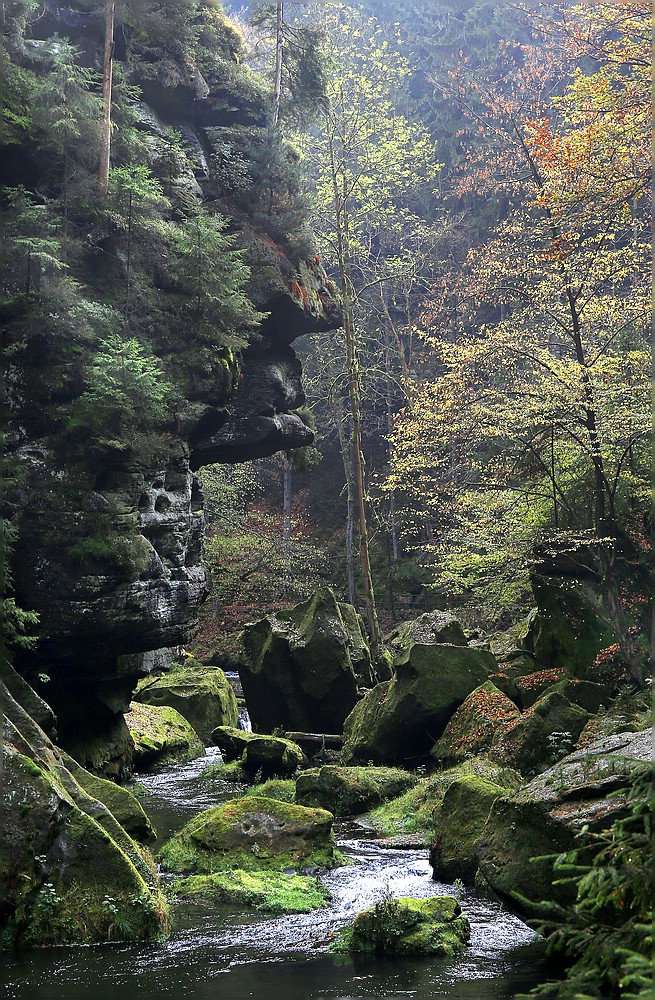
xmin=236 ymin=588 xmax=375 ymax=733
xmin=524 ymin=535 xmax=649 ymax=681
xmin=211 ymin=725 xmax=258 ymax=762
xmin=134 ymin=659 xmax=238 ymax=744
xmin=432 ymin=682 xmax=520 ymax=765
xmin=336 ymin=896 xmax=471 ymax=958
xmin=158 ymin=796 xmax=340 ymax=874
xmin=475 ymin=729 xmax=651 ymax=921
xmin=296 ymin=765 xmax=418 ymax=817
xmin=342 ymin=643 xmax=496 ymax=765
xmin=429 ymin=774 xmax=506 ymax=882
xmin=5 ymin=4 xmax=341 ymax=771
xmin=1 ymin=677 xmax=169 ymax=948
xmin=496 ymin=690 xmax=589 ymax=775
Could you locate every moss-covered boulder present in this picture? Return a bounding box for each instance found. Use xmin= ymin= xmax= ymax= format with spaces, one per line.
xmin=126 ymin=702 xmax=204 ymax=770
xmin=432 ymin=682 xmax=520 ymax=765
xmin=296 ymin=765 xmax=418 ymax=817
xmin=62 ymin=753 xmax=156 ymax=844
xmin=475 ymin=729 xmax=651 ymax=923
xmin=547 ymin=678 xmax=609 ymax=715
xmin=364 ymin=756 xmax=522 ymax=842
xmin=158 ymin=795 xmax=340 ymax=874
xmin=342 ymin=644 xmax=496 ymax=765
xmin=134 ymin=659 xmax=238 ymax=744
xmin=513 ymin=668 xmax=566 ymax=709
xmin=170 ymin=869 xmax=330 ymax=914
xmin=1 ymin=680 xmax=169 ymax=949
xmin=211 ymin=724 xmax=257 ymax=761
xmin=240 ymin=735 xmax=305 ymax=778
xmin=334 ymin=895 xmax=470 ymax=958
xmin=429 ymin=774 xmax=507 ymax=882
xmin=236 ymin=587 xmax=376 ymax=733
xmin=497 ymin=690 xmax=589 ymax=775
xmin=386 ymin=611 xmax=468 ymax=651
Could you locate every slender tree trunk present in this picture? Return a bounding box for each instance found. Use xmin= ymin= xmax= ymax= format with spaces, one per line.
xmin=324 ymin=126 xmax=382 ymax=662
xmin=99 ymin=0 xmax=115 ymax=196
xmin=283 ymin=455 xmax=292 ymax=559
xmin=333 ymin=392 xmax=356 ymax=606
xmin=272 ymin=2 xmax=284 ymax=129
xmin=382 ymin=289 xmax=399 ymax=562
xmin=123 ymin=187 xmax=132 ymax=331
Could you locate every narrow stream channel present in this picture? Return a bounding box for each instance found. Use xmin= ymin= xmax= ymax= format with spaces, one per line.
xmin=1 ymin=750 xmax=546 ymax=1000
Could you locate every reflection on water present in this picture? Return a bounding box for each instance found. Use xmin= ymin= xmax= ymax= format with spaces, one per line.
xmin=0 ymin=751 xmax=546 ymax=1000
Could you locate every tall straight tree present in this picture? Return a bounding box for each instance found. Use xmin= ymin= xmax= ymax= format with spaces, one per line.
xmin=98 ymin=0 xmax=115 ymax=196
xmin=306 ymin=5 xmax=439 ymax=661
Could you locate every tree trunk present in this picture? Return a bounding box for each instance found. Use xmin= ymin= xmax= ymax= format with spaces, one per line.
xmin=99 ymin=0 xmax=115 ymax=196
xmin=272 ymin=2 xmax=284 ymax=129
xmin=334 ymin=393 xmax=356 ymax=606
xmin=283 ymin=455 xmax=292 ymax=560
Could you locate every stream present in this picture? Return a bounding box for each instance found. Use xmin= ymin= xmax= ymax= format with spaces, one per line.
xmin=1 ymin=749 xmax=546 ymax=999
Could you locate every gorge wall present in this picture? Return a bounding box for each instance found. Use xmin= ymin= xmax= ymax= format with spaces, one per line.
xmin=2 ymin=1 xmax=341 ymax=775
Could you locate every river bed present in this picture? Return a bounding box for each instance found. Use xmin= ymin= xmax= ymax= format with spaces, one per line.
xmin=1 ymin=749 xmax=545 ymax=999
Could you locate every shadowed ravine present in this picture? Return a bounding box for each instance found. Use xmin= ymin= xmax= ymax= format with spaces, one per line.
xmin=1 ymin=749 xmax=546 ymax=1000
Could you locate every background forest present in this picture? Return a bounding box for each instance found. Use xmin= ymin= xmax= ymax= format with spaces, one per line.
xmin=193 ymin=0 xmax=650 ymax=658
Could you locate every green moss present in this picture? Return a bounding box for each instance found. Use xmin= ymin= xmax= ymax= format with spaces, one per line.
xmin=135 ymin=662 xmax=238 ymax=744
xmin=126 ymin=701 xmax=204 ymax=769
xmin=296 ymin=765 xmax=417 ymax=817
xmin=430 ymin=774 xmax=506 ymax=882
xmin=364 ymin=757 xmax=522 ymax=840
xmin=170 ymin=869 xmax=330 ymax=914
xmin=63 ymin=755 xmax=156 ymax=843
xmin=158 ymin=795 xmax=342 ymax=875
xmin=201 ymin=759 xmax=248 ymax=783
xmin=331 ymin=895 xmax=470 ymax=957
xmin=253 ymin=778 xmax=296 ymax=802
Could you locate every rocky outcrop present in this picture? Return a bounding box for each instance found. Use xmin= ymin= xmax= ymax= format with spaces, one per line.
xmin=429 ymin=774 xmax=506 ymax=882
xmin=0 ymin=677 xmax=169 ymax=948
xmin=432 ymin=682 xmax=520 ymax=765
xmin=5 ymin=4 xmax=342 ymax=774
xmin=342 ymin=642 xmax=496 ymax=765
xmin=236 ymin=588 xmax=375 ymax=733
xmin=158 ymin=796 xmax=341 ymax=874
xmin=523 ymin=534 xmax=649 ymax=683
xmin=475 ymin=729 xmax=651 ymax=922
xmin=496 ymin=690 xmax=589 ymax=775
xmin=134 ymin=659 xmax=238 ymax=744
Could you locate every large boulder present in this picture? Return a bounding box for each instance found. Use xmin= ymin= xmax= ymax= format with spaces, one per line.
xmin=1 ymin=679 xmax=169 ymax=949
xmin=432 ymin=682 xmax=520 ymax=765
xmin=171 ymin=869 xmax=329 ymax=914
xmin=429 ymin=774 xmax=507 ymax=882
xmin=387 ymin=611 xmax=468 ymax=651
xmin=475 ymin=729 xmax=651 ymax=922
xmin=342 ymin=644 xmax=496 ymax=765
xmin=126 ymin=702 xmax=204 ymax=770
xmin=334 ymin=895 xmax=470 ymax=958
xmin=296 ymin=765 xmax=418 ymax=817
xmin=236 ymin=588 xmax=376 ymax=733
xmin=158 ymin=796 xmax=340 ymax=874
xmin=211 ymin=724 xmax=258 ymax=762
xmin=497 ymin=690 xmax=589 ymax=775
xmin=134 ymin=658 xmax=238 ymax=744
xmin=524 ymin=535 xmax=648 ymax=682
xmin=240 ymin=735 xmax=305 ymax=779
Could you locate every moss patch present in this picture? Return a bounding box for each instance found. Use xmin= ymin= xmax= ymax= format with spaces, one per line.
xmin=170 ymin=869 xmax=330 ymax=913
xmin=252 ymin=778 xmax=296 ymax=802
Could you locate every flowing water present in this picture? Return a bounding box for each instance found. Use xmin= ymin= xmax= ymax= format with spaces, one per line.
xmin=1 ymin=750 xmax=546 ymax=999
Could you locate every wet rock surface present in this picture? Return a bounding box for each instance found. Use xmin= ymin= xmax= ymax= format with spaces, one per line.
xmin=236 ymin=588 xmax=375 ymax=733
